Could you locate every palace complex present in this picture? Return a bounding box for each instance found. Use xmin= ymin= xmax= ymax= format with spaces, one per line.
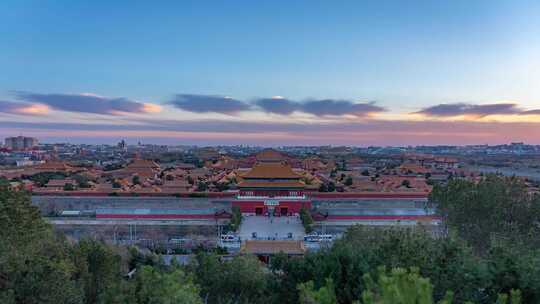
xmin=233 ymin=150 xmax=311 ymax=216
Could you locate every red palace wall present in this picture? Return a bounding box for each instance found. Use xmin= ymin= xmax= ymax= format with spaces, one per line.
xmin=238 ymin=190 xmax=304 ymax=197
xmin=95 ymin=214 xmax=216 ymax=220
xmin=232 ymin=200 xmax=312 ymax=215
xmin=324 ymin=215 xmax=441 ymax=221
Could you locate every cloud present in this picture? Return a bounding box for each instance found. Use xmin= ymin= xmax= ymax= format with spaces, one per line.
xmin=300 ymin=99 xmax=384 ymax=116
xmin=2 ymin=118 xmax=540 ymax=146
xmin=14 ymin=91 xmax=160 ymax=115
xmin=521 ymin=109 xmax=540 ymax=115
xmin=255 ymin=97 xmax=384 ymax=116
xmin=415 ymin=102 xmax=532 ymax=117
xmin=0 ymin=100 xmax=49 ymax=116
xmin=168 ymin=94 xmax=250 ymax=114
xmin=254 ymin=97 xmax=300 ymax=115
xmin=169 ymin=94 xmax=385 ymax=117
xmin=244 ymin=96 xmax=388 ymax=117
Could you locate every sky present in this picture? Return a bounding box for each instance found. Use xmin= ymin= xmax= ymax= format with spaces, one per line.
xmin=1 ymin=0 xmax=540 ymax=146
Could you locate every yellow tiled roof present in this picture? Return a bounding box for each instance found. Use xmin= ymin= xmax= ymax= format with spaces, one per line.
xmin=238 ymin=180 xmax=305 ymax=188
xmin=242 ymin=162 xmax=301 ymax=179
xmin=240 ymin=240 xmax=306 ymax=255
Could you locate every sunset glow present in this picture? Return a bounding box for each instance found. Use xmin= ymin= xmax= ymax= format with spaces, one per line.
xmin=1 ymin=1 xmax=539 ymax=145
xmin=16 ymin=104 xmax=50 ymax=116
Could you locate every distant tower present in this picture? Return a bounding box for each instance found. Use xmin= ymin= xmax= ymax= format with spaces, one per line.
xmin=118 ymin=139 xmax=127 ymax=151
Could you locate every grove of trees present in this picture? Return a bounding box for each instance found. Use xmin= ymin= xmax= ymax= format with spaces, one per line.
xmin=1 ymin=174 xmax=539 ymax=303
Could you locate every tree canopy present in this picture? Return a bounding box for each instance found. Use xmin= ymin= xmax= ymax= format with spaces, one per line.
xmin=430 ymin=175 xmax=540 ymax=253
xmin=2 ymin=174 xmax=540 ymax=304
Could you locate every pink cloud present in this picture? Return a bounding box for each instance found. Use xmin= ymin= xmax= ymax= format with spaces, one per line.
xmin=1 ymin=119 xmax=540 ymax=145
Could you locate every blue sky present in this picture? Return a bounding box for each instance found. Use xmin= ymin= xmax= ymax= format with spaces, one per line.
xmin=1 ymin=1 xmax=540 ymax=145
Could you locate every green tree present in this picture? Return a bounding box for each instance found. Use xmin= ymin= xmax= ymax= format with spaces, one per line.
xmin=103 ymin=265 xmax=202 ymax=304
xmin=72 ymin=238 xmax=123 ymax=304
xmin=191 ymin=253 xmax=271 ymax=304
xmin=26 ymin=172 xmax=66 ymax=187
xmin=271 ymin=226 xmax=484 ymax=304
xmin=112 ymin=180 xmax=122 ymax=188
xmin=229 ymin=205 xmax=243 ymax=231
xmin=401 ymin=179 xmax=411 ymax=188
xmin=338 ymin=226 xmax=484 ymax=303
xmin=345 ymin=176 xmax=353 ymax=186
xmin=486 ymin=245 xmax=540 ymax=303
xmin=361 ymin=267 xmax=453 ymax=304
xmin=327 ymin=182 xmax=336 ymax=192
xmin=72 ymin=174 xmax=92 ymax=188
xmin=0 ymin=177 xmax=10 ymax=187
xmin=215 ymin=182 xmax=230 ymax=192
xmin=196 ymin=181 xmax=208 ymax=192
xmin=430 ymin=175 xmax=540 ymax=253
xmin=0 ymin=188 xmax=83 ymax=304
xmin=496 ymin=290 xmax=522 ymax=304
xmin=131 ymin=266 xmax=202 ymax=304
xmin=127 ymin=246 xmax=161 ymax=270
xmin=298 ymin=278 xmax=337 ymax=304
xmin=300 ymin=207 xmax=314 ymax=233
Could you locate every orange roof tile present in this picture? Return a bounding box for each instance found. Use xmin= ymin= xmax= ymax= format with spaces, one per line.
xmin=399 ymin=163 xmax=429 ymax=174
xmin=128 ymin=159 xmax=160 ymax=169
xmin=256 ymin=149 xmax=284 ymax=162
xmin=162 ymin=180 xmax=191 ymax=188
xmin=34 ymin=161 xmax=73 ymax=171
xmin=242 ymin=162 xmax=301 ymax=179
xmin=238 ymin=180 xmax=305 ymax=188
xmin=113 ymin=159 xmax=160 ymax=178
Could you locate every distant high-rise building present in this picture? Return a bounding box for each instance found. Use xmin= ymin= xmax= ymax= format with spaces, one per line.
xmin=118 ymin=139 xmax=127 ymax=151
xmin=4 ymin=136 xmax=38 ymax=150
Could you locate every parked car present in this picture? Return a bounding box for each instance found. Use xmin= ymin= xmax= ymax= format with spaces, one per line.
xmin=220 ymin=234 xmax=238 ymax=242
xmin=303 ymin=234 xmax=320 ymax=242
xmin=304 ymin=233 xmax=333 ymax=242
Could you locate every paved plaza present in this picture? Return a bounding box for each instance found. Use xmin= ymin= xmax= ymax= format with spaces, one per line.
xmin=238 ymin=215 xmax=306 ymax=241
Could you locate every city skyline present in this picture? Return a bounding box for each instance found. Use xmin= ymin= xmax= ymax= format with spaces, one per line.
xmin=1 ymin=1 xmax=540 ymax=145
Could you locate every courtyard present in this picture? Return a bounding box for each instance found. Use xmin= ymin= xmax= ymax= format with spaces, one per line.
xmin=238 ymin=215 xmax=306 ymax=241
